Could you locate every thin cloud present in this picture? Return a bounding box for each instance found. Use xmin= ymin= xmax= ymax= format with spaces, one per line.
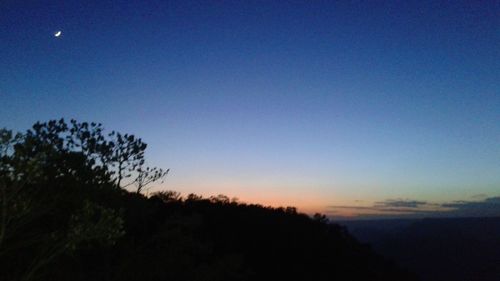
xmin=471 ymin=194 xmax=488 ymax=199
xmin=440 ymin=197 xmax=500 ymax=217
xmin=327 ymin=205 xmax=432 ymax=213
xmin=328 ymin=196 xmax=500 ymax=219
xmin=327 ymin=204 xmax=443 ymax=216
xmin=375 ymin=199 xmax=428 ymax=208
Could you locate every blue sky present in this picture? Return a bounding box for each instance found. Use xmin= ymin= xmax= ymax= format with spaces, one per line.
xmin=1 ymin=0 xmax=499 ymax=217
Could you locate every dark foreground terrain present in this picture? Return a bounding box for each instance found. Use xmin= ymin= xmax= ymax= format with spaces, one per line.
xmin=341 ymin=217 xmax=500 ymax=281
xmin=0 ymin=120 xmax=417 ymax=281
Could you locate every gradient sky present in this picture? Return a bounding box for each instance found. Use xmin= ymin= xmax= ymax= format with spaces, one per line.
xmin=1 ymin=0 xmax=499 ymax=218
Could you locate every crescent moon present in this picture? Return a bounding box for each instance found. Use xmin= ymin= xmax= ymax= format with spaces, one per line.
xmin=54 ymin=31 xmax=62 ymax=37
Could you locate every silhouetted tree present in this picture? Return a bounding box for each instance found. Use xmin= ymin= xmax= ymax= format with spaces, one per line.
xmin=0 ymin=119 xmax=166 ymax=280
xmin=152 ymin=190 xmax=182 ymax=203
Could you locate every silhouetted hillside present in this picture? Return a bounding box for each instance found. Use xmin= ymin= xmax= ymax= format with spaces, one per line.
xmin=342 ymin=217 xmax=500 ymax=281
xmin=0 ymin=119 xmax=417 ymax=281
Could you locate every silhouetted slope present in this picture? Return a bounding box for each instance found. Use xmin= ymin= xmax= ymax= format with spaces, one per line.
xmin=94 ymin=193 xmax=419 ymax=281
xmin=3 ymin=192 xmax=420 ymax=281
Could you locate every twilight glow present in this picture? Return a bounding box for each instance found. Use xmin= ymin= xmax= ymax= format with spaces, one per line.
xmin=1 ymin=1 xmax=498 ymax=219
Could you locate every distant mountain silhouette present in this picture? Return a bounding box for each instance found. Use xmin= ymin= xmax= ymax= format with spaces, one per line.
xmin=341 ymin=217 xmax=500 ymax=281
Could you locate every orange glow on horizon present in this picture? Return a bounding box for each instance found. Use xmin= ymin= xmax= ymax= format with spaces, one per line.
xmin=150 ymin=183 xmax=345 ymax=216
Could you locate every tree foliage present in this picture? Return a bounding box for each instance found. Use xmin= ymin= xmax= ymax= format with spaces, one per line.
xmin=0 ymin=119 xmax=167 ymax=280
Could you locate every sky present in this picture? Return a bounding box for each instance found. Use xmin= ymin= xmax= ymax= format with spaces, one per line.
xmin=1 ymin=0 xmax=499 ymax=219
